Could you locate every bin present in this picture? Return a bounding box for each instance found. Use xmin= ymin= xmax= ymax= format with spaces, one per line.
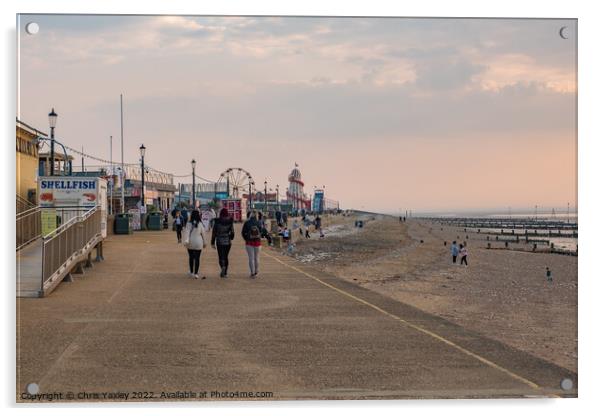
xmin=147 ymin=212 xmax=163 ymax=231
xmin=114 ymin=213 xmax=132 ymax=234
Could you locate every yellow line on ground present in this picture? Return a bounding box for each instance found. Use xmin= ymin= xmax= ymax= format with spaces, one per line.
xmin=265 ymin=250 xmax=555 ymax=395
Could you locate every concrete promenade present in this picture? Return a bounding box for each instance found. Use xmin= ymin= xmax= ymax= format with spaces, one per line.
xmin=16 ymin=225 xmax=576 ymax=401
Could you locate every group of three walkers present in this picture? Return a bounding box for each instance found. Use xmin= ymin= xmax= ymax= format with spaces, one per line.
xmin=177 ymin=208 xmax=263 ymax=279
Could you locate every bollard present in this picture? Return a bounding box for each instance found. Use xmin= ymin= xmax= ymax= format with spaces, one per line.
xmin=505 ymin=241 xmax=509 ymax=248
xmin=487 ymin=243 xmax=491 ymax=249
xmin=532 ymin=243 xmax=537 ymax=251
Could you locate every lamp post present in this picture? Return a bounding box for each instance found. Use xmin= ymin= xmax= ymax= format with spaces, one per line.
xmin=48 ymin=108 xmax=58 ymax=176
xmin=191 ymin=159 xmax=196 ymax=209
xmin=109 ymin=135 xmax=113 ymax=215
xmin=276 ymin=184 xmax=280 ymax=211
xmin=264 ymin=180 xmax=268 ymax=214
xmin=248 ymin=180 xmax=253 ymax=210
xmin=139 ymin=144 xmax=146 ymax=212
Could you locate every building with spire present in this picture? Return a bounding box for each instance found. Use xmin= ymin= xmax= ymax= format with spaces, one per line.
xmin=286 ymin=163 xmax=310 ymax=211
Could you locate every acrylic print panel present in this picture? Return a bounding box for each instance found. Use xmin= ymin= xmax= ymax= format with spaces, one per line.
xmin=16 ymin=14 xmax=577 ymax=402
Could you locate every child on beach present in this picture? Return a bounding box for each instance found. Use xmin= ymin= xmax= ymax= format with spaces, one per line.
xmin=459 ymin=244 xmax=468 ymax=266
xmin=546 ymin=267 xmax=552 ymax=284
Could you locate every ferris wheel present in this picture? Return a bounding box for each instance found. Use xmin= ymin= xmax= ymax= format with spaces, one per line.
xmin=217 ymin=168 xmax=255 ymax=199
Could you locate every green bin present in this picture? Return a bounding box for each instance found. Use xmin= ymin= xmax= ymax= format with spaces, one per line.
xmin=114 ymin=213 xmax=132 ymax=234
xmin=147 ymin=212 xmax=163 ymax=231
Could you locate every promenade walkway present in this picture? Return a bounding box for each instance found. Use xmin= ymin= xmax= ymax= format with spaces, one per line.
xmin=16 ymin=225 xmax=576 ymax=401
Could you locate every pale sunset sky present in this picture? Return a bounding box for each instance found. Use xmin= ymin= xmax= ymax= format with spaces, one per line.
xmin=17 ymin=15 xmax=577 ymax=214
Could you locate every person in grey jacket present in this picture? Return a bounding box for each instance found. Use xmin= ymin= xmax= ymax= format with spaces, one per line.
xmin=183 ymin=210 xmax=207 ymax=279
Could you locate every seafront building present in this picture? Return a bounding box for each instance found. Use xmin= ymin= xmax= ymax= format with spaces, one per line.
xmin=16 ymin=120 xmax=43 ymax=205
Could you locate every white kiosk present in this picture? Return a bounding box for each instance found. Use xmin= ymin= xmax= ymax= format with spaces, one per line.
xmin=38 ymin=177 xmax=108 ymax=238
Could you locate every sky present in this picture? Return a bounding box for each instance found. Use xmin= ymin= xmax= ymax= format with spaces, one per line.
xmin=17 ymin=15 xmax=577 ymax=214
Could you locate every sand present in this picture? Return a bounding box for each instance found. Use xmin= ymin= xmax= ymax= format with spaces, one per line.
xmin=286 ymin=214 xmax=577 ymax=373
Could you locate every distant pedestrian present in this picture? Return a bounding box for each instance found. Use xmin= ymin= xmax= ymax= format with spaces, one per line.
xmin=257 ymin=211 xmax=273 ymax=246
xmin=451 ymin=241 xmax=459 ymax=264
xmin=183 ymin=210 xmax=207 ymax=279
xmin=459 ymin=244 xmax=468 ymax=266
xmin=546 ymin=267 xmax=552 ymax=284
xmin=211 ymin=208 xmax=235 ymax=278
xmin=305 ymin=226 xmax=311 ymax=239
xmin=174 ymin=211 xmax=184 ymax=243
xmin=181 ymin=208 xmax=189 ymax=226
xmin=242 ymin=210 xmax=262 ymax=278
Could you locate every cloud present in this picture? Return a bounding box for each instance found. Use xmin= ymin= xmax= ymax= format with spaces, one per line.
xmin=18 ymin=15 xmax=576 ymax=211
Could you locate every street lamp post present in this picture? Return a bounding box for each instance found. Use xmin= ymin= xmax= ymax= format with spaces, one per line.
xmin=48 ymin=108 xmax=58 ymax=176
xmin=276 ymin=184 xmax=280 ymax=211
xmin=139 ymin=144 xmax=146 ymax=212
xmin=191 ymin=159 xmax=196 ymax=209
xmin=109 ymin=135 xmax=113 ymax=215
xmin=264 ymin=180 xmax=268 ymax=214
xmin=248 ymin=180 xmax=253 ymax=210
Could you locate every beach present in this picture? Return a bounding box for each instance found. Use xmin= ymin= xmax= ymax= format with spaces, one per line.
xmin=286 ymin=214 xmax=578 ymax=373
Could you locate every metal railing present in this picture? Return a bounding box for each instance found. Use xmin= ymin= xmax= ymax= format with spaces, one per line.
xmin=16 ymin=194 xmax=36 ymax=215
xmin=16 ymin=207 xmax=41 ymax=250
xmin=41 ymin=207 xmax=101 ymax=285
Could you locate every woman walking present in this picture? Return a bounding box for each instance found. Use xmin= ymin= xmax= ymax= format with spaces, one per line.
xmin=174 ymin=210 xmax=184 ymax=243
xmin=183 ymin=210 xmax=206 ymax=279
xmin=211 ymin=208 xmax=235 ymax=278
xmin=242 ymin=211 xmax=262 ymax=278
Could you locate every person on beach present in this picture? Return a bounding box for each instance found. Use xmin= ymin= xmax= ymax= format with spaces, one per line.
xmin=174 ymin=210 xmax=184 ymax=243
xmin=459 ymin=244 xmax=468 ymax=266
xmin=183 ymin=210 xmax=207 ymax=279
xmin=305 ymin=226 xmax=311 ymax=239
xmin=211 ymin=208 xmax=235 ymax=278
xmin=242 ymin=210 xmax=262 ymax=278
xmin=546 ymin=267 xmax=553 ymax=284
xmin=451 ymin=241 xmax=459 ymax=264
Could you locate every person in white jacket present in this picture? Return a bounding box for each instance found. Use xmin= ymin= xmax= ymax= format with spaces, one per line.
xmin=183 ymin=209 xmax=207 ymax=279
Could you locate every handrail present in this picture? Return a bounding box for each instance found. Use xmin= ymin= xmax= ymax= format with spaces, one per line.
xmin=17 ymin=206 xmax=39 ymax=219
xmin=16 ymin=207 xmax=41 ymax=251
xmin=41 ymin=206 xmax=102 ymax=287
xmin=43 ymin=207 xmax=97 ymax=240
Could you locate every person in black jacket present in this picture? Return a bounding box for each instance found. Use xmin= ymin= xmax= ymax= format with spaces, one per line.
xmin=211 ymin=208 xmax=235 ymax=278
